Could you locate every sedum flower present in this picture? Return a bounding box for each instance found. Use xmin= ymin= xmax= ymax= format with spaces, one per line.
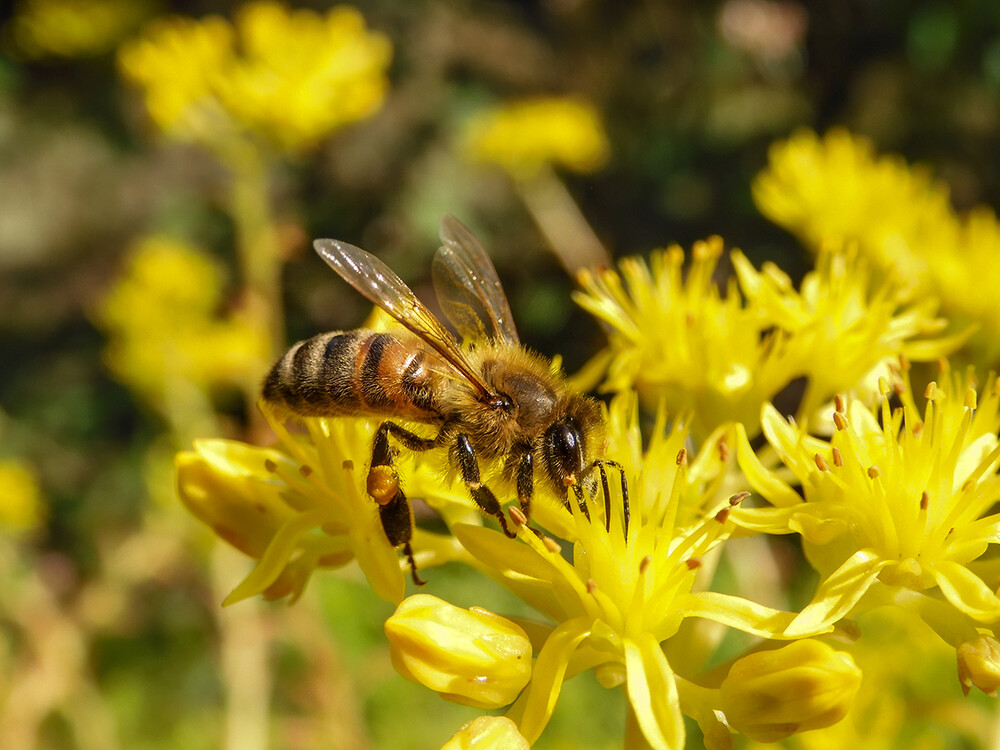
xmin=735 ymin=365 xmax=1000 ymax=644
xmin=452 ymin=393 xmax=812 ymax=748
xmin=574 ymin=239 xmax=957 ymax=440
xmin=957 ymin=634 xmax=1000 ymax=697
xmin=462 ymin=97 xmax=610 ymax=179
xmin=0 ymin=458 xmax=46 ymax=532
xmin=118 ymin=1 xmax=392 ymax=152
xmin=440 ymin=716 xmax=530 ymax=750
xmin=3 ymin=0 xmax=153 ymax=59
xmin=752 ymin=128 xmax=955 ymax=287
xmin=385 ymin=594 xmax=532 ymax=709
xmin=94 ymin=236 xmax=269 ymax=411
xmin=719 ymin=639 xmax=862 ymax=742
xmin=176 ymin=401 xmax=477 ymax=605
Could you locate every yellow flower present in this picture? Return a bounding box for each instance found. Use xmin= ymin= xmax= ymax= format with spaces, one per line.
xmin=752 ymin=128 xmax=954 ymax=287
xmin=385 ymin=594 xmax=532 ymax=708
xmin=440 ymin=716 xmax=530 ymax=750
xmin=957 ymin=634 xmax=1000 ymax=696
xmin=463 ymin=97 xmax=610 ymax=179
xmin=4 ymin=0 xmax=152 ymax=59
xmin=453 ymin=393 xmax=810 ymax=748
xmin=736 ymin=365 xmax=1000 ymax=642
xmin=719 ymin=640 xmax=862 ymax=742
xmin=118 ymin=2 xmax=392 ymax=152
xmin=94 ymin=236 xmax=269 ymax=409
xmin=574 ymin=239 xmax=956 ymax=440
xmin=176 ymin=404 xmax=474 ymax=605
xmin=0 ymin=458 xmax=46 ymax=532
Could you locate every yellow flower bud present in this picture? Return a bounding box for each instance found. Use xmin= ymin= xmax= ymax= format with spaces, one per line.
xmin=957 ymin=634 xmax=1000 ymax=696
xmin=440 ymin=716 xmax=530 ymax=750
xmin=385 ymin=594 xmax=532 ymax=709
xmin=720 ymin=639 xmax=861 ymax=742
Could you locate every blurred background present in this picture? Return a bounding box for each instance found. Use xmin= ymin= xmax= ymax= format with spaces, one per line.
xmin=2 ymin=1 xmax=999 ymax=749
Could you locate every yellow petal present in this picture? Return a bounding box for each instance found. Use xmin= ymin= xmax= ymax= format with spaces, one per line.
xmin=623 ymin=634 xmax=685 ymax=750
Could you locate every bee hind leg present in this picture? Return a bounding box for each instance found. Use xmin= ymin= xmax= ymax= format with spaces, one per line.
xmin=368 ymin=421 xmax=439 ymax=586
xmin=453 ymin=434 xmax=515 ymax=538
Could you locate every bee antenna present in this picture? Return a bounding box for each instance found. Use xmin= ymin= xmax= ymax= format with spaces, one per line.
xmin=592 ymin=460 xmax=629 ymax=541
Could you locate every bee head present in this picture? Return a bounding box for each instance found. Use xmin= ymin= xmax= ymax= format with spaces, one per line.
xmin=543 ymin=397 xmax=601 ymax=491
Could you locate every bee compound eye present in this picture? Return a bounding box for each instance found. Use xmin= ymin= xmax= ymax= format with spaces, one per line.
xmin=544 ymin=417 xmax=585 ymax=486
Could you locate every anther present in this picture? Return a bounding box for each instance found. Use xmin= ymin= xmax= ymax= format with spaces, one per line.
xmin=676 ymin=448 xmax=687 ymax=466
xmin=639 ymin=556 xmax=652 ymax=575
xmin=924 ymin=382 xmax=938 ymax=400
xmin=833 ymin=412 xmax=848 ymax=431
xmin=718 ymin=436 xmax=730 ymax=462
xmin=877 ymin=378 xmax=890 ymax=397
xmin=685 ymin=558 xmax=702 ymax=570
xmin=729 ymin=491 xmax=751 ymax=506
xmin=509 ymin=507 xmax=528 ymax=527
xmin=920 ymin=491 xmax=929 ymax=511
xmin=815 ymin=453 xmax=829 ymax=471
xmin=587 ymin=579 xmax=598 ymax=594
xmin=264 ymin=459 xmax=277 ymax=472
xmin=832 ymin=447 xmax=843 ymax=467
xmin=867 ymin=466 xmax=880 ymax=479
xmin=835 ymin=394 xmax=846 ymax=413
xmin=342 ymin=460 xmax=354 ymax=471
xmin=899 ymin=353 xmax=911 ymax=371
xmin=543 ymin=537 xmax=562 ymax=555
xmin=714 ymin=507 xmax=731 ymax=523
xmin=299 ymin=464 xmax=313 ymax=477
xmin=965 ymin=388 xmax=978 ymax=410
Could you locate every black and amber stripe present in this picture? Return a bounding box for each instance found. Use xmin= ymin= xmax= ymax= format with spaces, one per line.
xmin=262 ymin=330 xmax=442 ymax=420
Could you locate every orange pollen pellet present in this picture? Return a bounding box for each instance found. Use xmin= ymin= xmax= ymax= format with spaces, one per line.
xmin=833 ymin=412 xmax=848 ymax=431
xmin=815 ymin=453 xmax=829 ymax=471
xmin=832 ymin=447 xmax=843 ymax=466
xmin=867 ymin=466 xmax=880 ymax=479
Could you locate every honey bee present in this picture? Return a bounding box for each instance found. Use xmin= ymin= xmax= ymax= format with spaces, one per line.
xmin=263 ymin=216 xmax=626 ymax=584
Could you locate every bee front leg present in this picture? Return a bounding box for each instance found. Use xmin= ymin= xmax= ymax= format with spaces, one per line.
xmin=453 ymin=434 xmax=515 ymax=538
xmin=368 ymin=421 xmax=438 ymax=586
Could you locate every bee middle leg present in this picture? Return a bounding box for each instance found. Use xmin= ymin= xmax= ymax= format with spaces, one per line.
xmin=368 ymin=421 xmax=440 ymax=586
xmin=453 ymin=434 xmax=516 ymax=538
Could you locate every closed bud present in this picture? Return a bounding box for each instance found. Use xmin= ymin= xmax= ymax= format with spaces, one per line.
xmin=440 ymin=716 xmax=530 ymax=750
xmin=385 ymin=594 xmax=532 ymax=708
xmin=720 ymin=640 xmax=861 ymax=742
xmin=957 ymin=634 xmax=1000 ymax=696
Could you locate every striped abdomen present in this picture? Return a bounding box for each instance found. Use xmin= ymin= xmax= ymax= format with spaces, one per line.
xmin=262 ymin=330 xmax=443 ymax=421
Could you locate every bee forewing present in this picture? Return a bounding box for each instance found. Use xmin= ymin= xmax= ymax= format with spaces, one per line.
xmin=434 ymin=215 xmax=520 ymax=345
xmin=313 ymin=237 xmax=494 ymax=398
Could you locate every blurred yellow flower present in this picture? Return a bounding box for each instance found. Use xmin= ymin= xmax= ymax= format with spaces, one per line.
xmin=94 ymin=236 xmax=269 ymax=410
xmin=0 ymin=458 xmax=46 ymax=532
xmin=574 ymin=239 xmax=956 ymax=440
xmin=736 ymin=366 xmax=1000 ymax=644
xmin=118 ymin=1 xmax=392 ymax=152
xmin=440 ymin=716 xmax=530 ymax=750
xmin=463 ymin=97 xmax=610 ymax=179
xmin=752 ymin=128 xmax=954 ymax=287
xmin=4 ymin=0 xmax=152 ymax=59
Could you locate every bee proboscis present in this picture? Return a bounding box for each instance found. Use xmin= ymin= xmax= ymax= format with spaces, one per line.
xmin=263 ymin=216 xmax=627 ymax=584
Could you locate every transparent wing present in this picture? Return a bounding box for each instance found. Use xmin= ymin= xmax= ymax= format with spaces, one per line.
xmin=433 ymin=215 xmax=520 ymax=345
xmin=314 ymin=237 xmax=493 ymax=398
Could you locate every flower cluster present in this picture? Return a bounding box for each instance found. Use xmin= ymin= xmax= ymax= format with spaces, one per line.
xmin=4 ymin=0 xmax=153 ymax=59
xmin=174 ymin=129 xmax=1000 ymax=748
xmin=117 ymin=1 xmax=391 ymax=153
xmin=462 ymin=97 xmax=610 ymax=179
